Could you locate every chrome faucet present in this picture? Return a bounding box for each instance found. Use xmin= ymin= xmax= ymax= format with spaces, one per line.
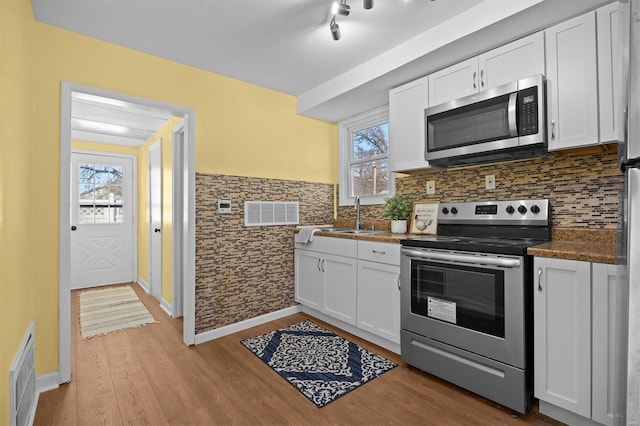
xmin=354 ymin=196 xmax=362 ymax=230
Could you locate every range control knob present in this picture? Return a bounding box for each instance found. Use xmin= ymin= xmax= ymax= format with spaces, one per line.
xmin=518 ymin=205 xmax=528 ymax=214
xmin=506 ymin=205 xmax=515 ymax=214
xmin=442 ymin=207 xmax=449 ymax=215
xmin=450 ymin=207 xmax=458 ymax=215
xmin=530 ymin=204 xmax=541 ymax=214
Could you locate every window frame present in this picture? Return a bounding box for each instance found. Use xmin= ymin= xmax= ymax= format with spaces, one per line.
xmin=338 ymin=105 xmax=394 ymax=206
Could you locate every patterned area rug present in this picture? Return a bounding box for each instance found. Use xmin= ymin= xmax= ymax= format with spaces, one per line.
xmin=79 ymin=286 xmax=156 ymax=338
xmin=240 ymin=320 xmax=397 ymax=407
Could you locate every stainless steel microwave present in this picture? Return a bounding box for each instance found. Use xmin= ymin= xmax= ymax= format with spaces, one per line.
xmin=425 ymin=74 xmax=547 ymax=168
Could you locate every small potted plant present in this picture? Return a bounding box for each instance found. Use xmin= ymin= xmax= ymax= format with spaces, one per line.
xmin=382 ymin=195 xmax=412 ymax=234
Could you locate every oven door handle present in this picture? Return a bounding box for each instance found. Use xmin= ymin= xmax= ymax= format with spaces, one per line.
xmin=403 ymin=249 xmax=521 ymax=268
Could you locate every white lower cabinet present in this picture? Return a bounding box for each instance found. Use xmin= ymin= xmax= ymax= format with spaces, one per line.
xmin=356 ymin=241 xmax=401 ymax=344
xmin=294 ymin=237 xmax=400 ymax=347
xmin=322 ymin=253 xmax=357 ymax=325
xmin=534 ymin=257 xmax=623 ymax=425
xmin=294 ymin=236 xmax=357 ymax=326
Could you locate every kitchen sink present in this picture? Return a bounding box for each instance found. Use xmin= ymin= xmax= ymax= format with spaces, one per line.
xmin=319 ymin=228 xmax=386 ymax=235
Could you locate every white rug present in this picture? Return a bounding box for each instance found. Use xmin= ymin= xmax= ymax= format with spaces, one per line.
xmin=79 ymin=286 xmax=156 ymax=338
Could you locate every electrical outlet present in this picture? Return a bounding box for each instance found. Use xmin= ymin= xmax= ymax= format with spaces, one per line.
xmin=485 ymin=174 xmax=496 ymax=190
xmin=426 ymin=180 xmax=436 ymax=195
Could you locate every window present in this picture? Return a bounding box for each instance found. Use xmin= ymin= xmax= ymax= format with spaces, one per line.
xmin=78 ymin=162 xmax=124 ymax=224
xmin=339 ymin=106 xmax=394 ymax=206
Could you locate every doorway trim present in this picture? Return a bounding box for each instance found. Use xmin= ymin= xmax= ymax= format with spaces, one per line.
xmin=59 ymin=81 xmax=197 ymax=383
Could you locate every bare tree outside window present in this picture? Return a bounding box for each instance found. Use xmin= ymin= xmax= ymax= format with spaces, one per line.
xmin=350 ymin=123 xmax=389 ymax=197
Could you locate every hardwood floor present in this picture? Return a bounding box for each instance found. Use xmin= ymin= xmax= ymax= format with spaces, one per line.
xmin=34 ymin=284 xmax=563 ymax=425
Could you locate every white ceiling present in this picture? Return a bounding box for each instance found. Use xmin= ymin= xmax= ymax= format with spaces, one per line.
xmin=33 ymin=0 xmax=611 ymax=122
xmin=71 ymin=92 xmax=174 ymax=146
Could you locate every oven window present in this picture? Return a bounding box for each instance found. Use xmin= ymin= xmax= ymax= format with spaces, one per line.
xmin=410 ymin=261 xmax=505 ymax=338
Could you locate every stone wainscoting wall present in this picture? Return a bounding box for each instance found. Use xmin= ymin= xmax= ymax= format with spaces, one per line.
xmin=195 ymin=173 xmax=333 ymax=334
xmin=338 ymin=151 xmax=623 ymax=229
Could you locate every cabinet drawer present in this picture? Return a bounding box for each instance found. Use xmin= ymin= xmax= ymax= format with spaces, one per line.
xmin=357 ymin=241 xmax=400 ymax=265
xmin=295 ymin=236 xmax=357 ymax=258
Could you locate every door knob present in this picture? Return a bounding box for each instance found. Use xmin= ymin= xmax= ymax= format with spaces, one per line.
xmin=71 ymin=225 xmax=77 ymax=231
xmin=154 ymin=228 xmax=161 ymax=233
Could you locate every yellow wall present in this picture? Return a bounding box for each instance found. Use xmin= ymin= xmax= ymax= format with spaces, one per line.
xmin=137 ymin=117 xmax=183 ymax=304
xmin=29 ymin=17 xmax=337 ymax=377
xmin=0 ymin=0 xmax=35 ymax=424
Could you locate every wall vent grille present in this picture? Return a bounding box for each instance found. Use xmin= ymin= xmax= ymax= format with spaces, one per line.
xmin=244 ymin=201 xmax=299 ymax=226
xmin=9 ymin=322 xmax=36 ymax=426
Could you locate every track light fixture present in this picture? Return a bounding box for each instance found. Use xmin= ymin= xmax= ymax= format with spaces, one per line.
xmin=330 ymin=17 xmax=341 ymax=41
xmin=332 ymin=0 xmax=350 ymax=16
xmin=363 ymin=0 xmax=373 ymax=9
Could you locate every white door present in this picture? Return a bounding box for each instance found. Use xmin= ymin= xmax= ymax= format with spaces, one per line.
xmin=70 ymin=152 xmax=135 ymax=289
xmin=149 ymin=139 xmax=162 ymax=300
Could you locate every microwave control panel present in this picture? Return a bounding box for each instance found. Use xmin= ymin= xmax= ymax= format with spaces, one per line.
xmin=518 ymin=86 xmax=538 ymax=136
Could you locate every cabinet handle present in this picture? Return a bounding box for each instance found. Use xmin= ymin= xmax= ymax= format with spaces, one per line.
xmin=321 ymin=259 xmax=325 ymax=273
xmin=397 ymin=275 xmax=401 ymax=291
xmin=480 ymin=69 xmax=485 ymax=88
xmin=473 ymin=71 xmax=477 ymax=89
xmin=317 ymin=258 xmax=321 ymax=271
xmin=537 ymin=267 xmax=543 ymax=292
xmin=551 ymin=120 xmax=556 ymax=141
xmin=372 ymin=250 xmax=386 ymax=255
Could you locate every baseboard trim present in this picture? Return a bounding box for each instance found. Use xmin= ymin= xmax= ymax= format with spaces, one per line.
xmin=137 ymin=277 xmax=150 ymax=293
xmin=194 ymin=305 xmax=302 ymax=345
xmin=37 ymin=372 xmax=61 ymax=394
xmin=160 ymin=299 xmax=173 ymax=317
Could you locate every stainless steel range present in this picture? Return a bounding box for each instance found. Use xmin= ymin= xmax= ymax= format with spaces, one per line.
xmin=400 ymin=199 xmax=550 ymax=414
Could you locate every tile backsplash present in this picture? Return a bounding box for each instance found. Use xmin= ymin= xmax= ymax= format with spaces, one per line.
xmin=338 ymin=151 xmax=623 ymax=229
xmin=195 ymin=173 xmax=333 ymax=334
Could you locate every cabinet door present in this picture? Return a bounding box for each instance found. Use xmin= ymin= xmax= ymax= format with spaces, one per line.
xmin=592 ymin=262 xmax=624 ymax=426
xmin=389 ymin=77 xmax=430 ymax=172
xmin=294 ymin=250 xmax=321 ymax=310
xmin=428 ymin=57 xmax=478 ymax=106
xmin=322 ymin=253 xmax=357 ymax=326
xmin=597 ymin=2 xmax=623 ymax=144
xmin=545 ymin=11 xmax=599 ymax=150
xmin=478 ymin=32 xmax=545 ymax=90
xmin=534 ymin=257 xmax=591 ymax=417
xmin=357 ymin=260 xmax=400 ymax=344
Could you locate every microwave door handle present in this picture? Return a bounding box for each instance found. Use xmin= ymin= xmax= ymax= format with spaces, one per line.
xmin=508 ymin=92 xmax=518 ymax=137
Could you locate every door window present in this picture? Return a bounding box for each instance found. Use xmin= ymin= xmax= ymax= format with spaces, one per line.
xmin=78 ymin=162 xmax=124 ymax=224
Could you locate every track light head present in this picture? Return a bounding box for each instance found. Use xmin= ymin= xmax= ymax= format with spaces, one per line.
xmin=330 ymin=17 xmax=341 ymax=41
xmin=332 ymin=0 xmax=350 ymax=16
xmin=364 ymin=0 xmax=373 ymax=9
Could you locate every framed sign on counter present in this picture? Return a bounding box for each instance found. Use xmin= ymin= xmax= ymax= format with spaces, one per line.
xmin=410 ymin=201 xmax=439 ymax=234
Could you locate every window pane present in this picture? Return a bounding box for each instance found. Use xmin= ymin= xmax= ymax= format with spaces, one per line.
xmin=350 ymin=159 xmax=389 ymax=197
xmin=352 ymin=123 xmax=389 ymax=160
xmin=77 ymin=162 xmax=125 ymax=224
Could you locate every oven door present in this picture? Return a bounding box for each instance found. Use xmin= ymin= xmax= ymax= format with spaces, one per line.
xmin=401 ymin=248 xmax=526 ymax=368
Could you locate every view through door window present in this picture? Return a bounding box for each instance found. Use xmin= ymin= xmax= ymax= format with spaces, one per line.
xmin=78 ymin=163 xmax=124 ymax=224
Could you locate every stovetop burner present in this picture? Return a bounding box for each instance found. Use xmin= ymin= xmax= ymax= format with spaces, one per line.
xmin=400 ymin=199 xmax=551 ymax=255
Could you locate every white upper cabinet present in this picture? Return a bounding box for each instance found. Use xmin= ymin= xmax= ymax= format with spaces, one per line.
xmin=389 ymin=76 xmax=430 ymax=172
xmin=428 ymin=32 xmax=545 ymax=107
xmin=597 ymin=2 xmax=623 ymax=144
xmin=428 ymin=57 xmax=478 ymax=106
xmin=545 ymin=11 xmax=599 ymax=150
xmin=478 ymin=32 xmax=545 ymax=90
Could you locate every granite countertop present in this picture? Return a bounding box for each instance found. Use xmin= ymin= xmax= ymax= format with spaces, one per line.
xmin=527 ymin=228 xmax=618 ymax=265
xmin=296 ymin=223 xmax=619 ymax=264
